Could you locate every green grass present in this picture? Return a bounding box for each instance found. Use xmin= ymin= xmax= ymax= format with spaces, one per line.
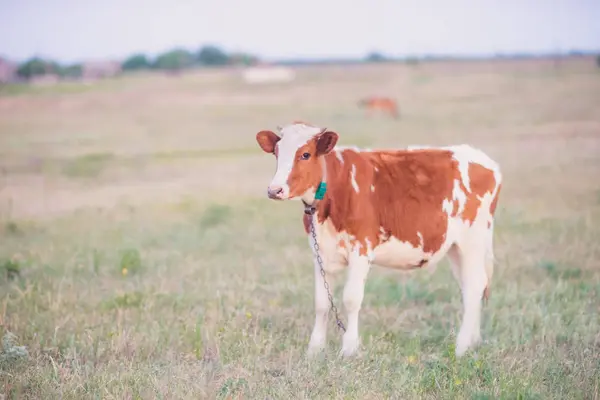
xmin=61 ymin=152 xmax=116 ymax=178
xmin=1 ymin=57 xmax=600 ymax=398
xmin=1 ymin=201 xmax=599 ymax=398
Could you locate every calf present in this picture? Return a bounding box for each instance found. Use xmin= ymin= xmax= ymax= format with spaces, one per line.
xmin=255 ymin=122 xmax=502 ymax=358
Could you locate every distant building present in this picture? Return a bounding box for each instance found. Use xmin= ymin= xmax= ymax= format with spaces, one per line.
xmin=81 ymin=60 xmax=122 ymax=80
xmin=242 ymin=64 xmax=295 ymax=85
xmin=0 ymin=57 xmax=17 ymax=83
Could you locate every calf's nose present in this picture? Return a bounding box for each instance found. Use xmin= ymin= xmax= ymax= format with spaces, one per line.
xmin=267 ymin=185 xmax=284 ymax=199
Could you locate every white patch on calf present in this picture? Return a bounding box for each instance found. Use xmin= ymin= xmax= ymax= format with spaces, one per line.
xmin=350 ymin=164 xmax=360 ymax=193
xmin=269 ymin=123 xmax=323 ymax=196
xmin=448 ymin=144 xmax=502 ymax=194
xmin=370 ymin=185 xmax=375 ymax=192
xmin=335 ymin=149 xmax=345 ymax=164
xmin=308 ymin=213 xmax=348 ymax=274
xmin=378 ymin=227 xmax=389 ymax=242
xmin=364 ymin=238 xmax=375 ymax=262
xmin=442 ymin=179 xmax=467 ymax=216
xmin=372 ymin=236 xmax=430 ymax=269
xmin=300 ymin=187 xmax=317 ymax=205
xmin=442 ymin=198 xmax=454 ymax=215
xmin=453 ymin=179 xmax=467 ymax=213
xmin=456 ymin=158 xmax=471 ymax=192
xmin=448 ymin=144 xmax=501 ymax=175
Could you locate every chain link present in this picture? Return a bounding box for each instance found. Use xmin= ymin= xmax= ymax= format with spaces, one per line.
xmin=308 ymin=210 xmax=346 ymax=333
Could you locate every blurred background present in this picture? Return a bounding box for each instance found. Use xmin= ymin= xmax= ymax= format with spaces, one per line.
xmin=1 ymin=1 xmax=600 ymax=399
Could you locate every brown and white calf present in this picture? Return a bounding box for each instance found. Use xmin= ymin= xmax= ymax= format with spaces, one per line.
xmin=255 ymin=122 xmax=502 ymax=358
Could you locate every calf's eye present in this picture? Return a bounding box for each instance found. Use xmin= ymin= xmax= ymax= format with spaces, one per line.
xmin=301 ymin=152 xmax=311 ymax=160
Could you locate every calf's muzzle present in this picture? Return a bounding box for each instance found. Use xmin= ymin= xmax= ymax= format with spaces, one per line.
xmin=267 ymin=185 xmax=284 ymax=199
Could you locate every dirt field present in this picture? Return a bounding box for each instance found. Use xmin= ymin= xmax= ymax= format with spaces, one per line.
xmin=1 ymin=57 xmax=599 ymax=399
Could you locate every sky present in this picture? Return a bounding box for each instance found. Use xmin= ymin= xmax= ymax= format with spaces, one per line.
xmin=1 ymin=0 xmax=600 ymax=63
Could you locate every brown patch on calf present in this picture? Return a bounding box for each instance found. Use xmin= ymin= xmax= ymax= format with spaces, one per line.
xmin=469 ymin=163 xmax=497 ymax=200
xmin=485 ymin=183 xmax=502 ymax=229
xmin=287 ymin=131 xmax=338 ymax=198
xmin=311 ymin=148 xmax=460 ymax=256
xmin=372 ymin=150 xmax=459 ymax=254
xmin=287 ymin=140 xmax=322 ymax=198
xmin=459 ymin=163 xmax=497 ymax=225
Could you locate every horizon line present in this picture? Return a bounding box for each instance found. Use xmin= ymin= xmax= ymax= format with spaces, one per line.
xmin=1 ymin=47 xmax=599 ymax=65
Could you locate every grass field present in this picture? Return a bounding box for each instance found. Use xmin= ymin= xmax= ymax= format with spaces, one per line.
xmin=1 ymin=57 xmax=600 ymax=399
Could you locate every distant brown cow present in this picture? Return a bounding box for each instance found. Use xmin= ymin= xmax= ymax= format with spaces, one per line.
xmin=358 ymin=96 xmax=400 ymax=119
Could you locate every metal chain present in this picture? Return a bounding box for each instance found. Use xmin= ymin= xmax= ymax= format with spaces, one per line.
xmin=308 ymin=210 xmax=346 ymax=333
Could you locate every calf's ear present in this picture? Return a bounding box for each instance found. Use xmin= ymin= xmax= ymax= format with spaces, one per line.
xmin=256 ymin=130 xmax=281 ymax=154
xmin=316 ymin=130 xmax=338 ymax=155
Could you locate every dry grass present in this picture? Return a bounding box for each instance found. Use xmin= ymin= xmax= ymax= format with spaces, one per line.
xmin=1 ymin=57 xmax=600 ymax=399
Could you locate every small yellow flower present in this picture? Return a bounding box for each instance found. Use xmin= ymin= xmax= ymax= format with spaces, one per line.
xmin=407 ymin=355 xmax=417 ymax=364
xmin=122 ymin=268 xmax=128 ymax=276
xmin=454 ymin=379 xmax=462 ymax=386
xmin=245 ymin=312 xmax=252 ymax=319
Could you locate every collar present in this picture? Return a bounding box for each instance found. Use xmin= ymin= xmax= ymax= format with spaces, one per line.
xmin=303 ymin=156 xmax=328 ymax=216
xmin=303 ymin=182 xmax=327 ymax=215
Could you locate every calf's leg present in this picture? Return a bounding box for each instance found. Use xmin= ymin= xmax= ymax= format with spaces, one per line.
xmin=307 ymin=258 xmax=335 ymax=356
xmin=454 ymin=242 xmax=488 ymax=357
xmin=447 ymin=244 xmax=462 ymax=290
xmin=340 ymin=253 xmax=371 ymax=357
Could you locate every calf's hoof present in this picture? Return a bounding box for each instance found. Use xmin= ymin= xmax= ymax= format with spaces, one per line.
xmin=339 ymin=337 xmax=360 ymax=358
xmin=455 ymin=333 xmax=482 ymax=357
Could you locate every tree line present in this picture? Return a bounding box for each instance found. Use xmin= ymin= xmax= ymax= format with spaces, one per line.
xmin=13 ymin=45 xmax=597 ymax=81
xmin=15 ymin=45 xmax=260 ymax=79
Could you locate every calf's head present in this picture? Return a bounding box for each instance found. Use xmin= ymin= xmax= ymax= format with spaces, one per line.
xmin=256 ymin=123 xmax=338 ymax=201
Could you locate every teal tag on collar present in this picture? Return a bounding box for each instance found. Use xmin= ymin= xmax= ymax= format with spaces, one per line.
xmin=315 ymin=182 xmax=327 ymax=200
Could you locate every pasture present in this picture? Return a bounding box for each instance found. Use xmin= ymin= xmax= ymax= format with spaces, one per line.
xmin=1 ymin=57 xmax=599 ymax=399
